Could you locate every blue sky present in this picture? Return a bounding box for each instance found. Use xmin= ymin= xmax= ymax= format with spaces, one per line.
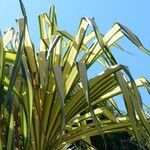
xmin=0 ymin=0 xmax=150 ymax=108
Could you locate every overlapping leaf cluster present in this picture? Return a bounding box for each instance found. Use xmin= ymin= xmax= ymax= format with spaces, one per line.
xmin=0 ymin=1 xmax=150 ymax=150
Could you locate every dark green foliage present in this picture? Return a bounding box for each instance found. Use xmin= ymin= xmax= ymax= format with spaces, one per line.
xmin=91 ymin=133 xmax=148 ymax=150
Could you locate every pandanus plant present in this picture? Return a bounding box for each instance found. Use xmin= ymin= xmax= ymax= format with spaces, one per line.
xmin=0 ymin=1 xmax=150 ymax=149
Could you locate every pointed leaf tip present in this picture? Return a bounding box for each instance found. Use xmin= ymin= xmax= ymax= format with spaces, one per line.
xmin=19 ymin=0 xmax=26 ymax=17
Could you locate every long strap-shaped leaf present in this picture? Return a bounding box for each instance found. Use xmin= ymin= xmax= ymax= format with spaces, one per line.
xmin=115 ymin=71 xmax=143 ymax=146
xmin=49 ymin=5 xmax=58 ymax=35
xmin=52 ymin=66 xmax=65 ymax=139
xmin=6 ymin=111 xmax=14 ymax=150
xmin=77 ymin=62 xmax=107 ymax=150
xmin=0 ymin=31 xmax=4 ymax=110
xmin=38 ymin=51 xmax=48 ymax=89
xmin=104 ymin=23 xmax=150 ymax=55
xmin=6 ymin=1 xmax=27 ymax=149
xmin=121 ymin=66 xmax=150 ymax=136
xmin=118 ymin=23 xmax=150 ymax=55
xmin=85 ymin=17 xmax=117 ymax=67
xmin=63 ymin=18 xmax=89 ymax=80
xmin=39 ymin=13 xmax=52 ymax=51
xmin=5 ymin=0 xmax=26 ymax=109
xmin=21 ymin=56 xmax=34 ymax=149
